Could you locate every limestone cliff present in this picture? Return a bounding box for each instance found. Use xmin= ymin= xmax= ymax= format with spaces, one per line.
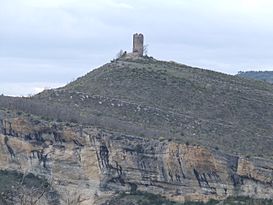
xmin=0 ymin=111 xmax=273 ymax=204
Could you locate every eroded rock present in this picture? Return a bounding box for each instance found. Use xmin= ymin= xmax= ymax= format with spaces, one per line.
xmin=0 ymin=112 xmax=272 ymax=204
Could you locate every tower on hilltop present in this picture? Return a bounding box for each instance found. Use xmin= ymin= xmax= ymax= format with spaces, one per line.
xmin=132 ymin=33 xmax=144 ymax=56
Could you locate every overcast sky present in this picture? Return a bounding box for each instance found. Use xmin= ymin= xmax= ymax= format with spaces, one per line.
xmin=1 ymin=0 xmax=273 ymax=96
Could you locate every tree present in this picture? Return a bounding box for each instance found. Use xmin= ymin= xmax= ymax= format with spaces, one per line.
xmin=61 ymin=187 xmax=91 ymax=205
xmin=17 ymin=172 xmax=51 ymax=205
xmin=0 ymin=171 xmax=55 ymax=205
xmin=143 ymin=44 xmax=149 ymax=56
xmin=116 ymin=49 xmax=126 ymax=59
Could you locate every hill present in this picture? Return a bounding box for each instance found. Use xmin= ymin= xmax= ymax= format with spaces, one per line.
xmin=237 ymin=71 xmax=273 ymax=83
xmin=34 ymin=57 xmax=273 ymax=158
xmin=1 ymin=56 xmax=273 ymax=204
xmin=2 ymin=56 xmax=272 ymax=158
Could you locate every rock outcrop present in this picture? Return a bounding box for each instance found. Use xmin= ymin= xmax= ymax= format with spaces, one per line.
xmin=0 ymin=111 xmax=273 ymax=204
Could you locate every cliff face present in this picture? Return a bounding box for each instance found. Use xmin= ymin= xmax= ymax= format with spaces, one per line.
xmin=0 ymin=112 xmax=273 ymax=204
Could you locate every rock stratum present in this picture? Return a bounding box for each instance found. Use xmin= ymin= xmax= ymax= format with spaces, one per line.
xmin=1 ymin=112 xmax=273 ymax=204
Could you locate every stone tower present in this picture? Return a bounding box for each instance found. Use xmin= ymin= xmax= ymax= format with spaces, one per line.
xmin=132 ymin=33 xmax=144 ymax=56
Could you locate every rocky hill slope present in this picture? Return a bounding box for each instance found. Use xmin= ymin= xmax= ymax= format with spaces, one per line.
xmin=0 ymin=56 xmax=273 ymax=204
xmin=33 ymin=57 xmax=273 ymax=158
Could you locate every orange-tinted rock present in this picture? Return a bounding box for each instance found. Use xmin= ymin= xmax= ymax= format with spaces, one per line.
xmin=0 ymin=112 xmax=273 ymax=204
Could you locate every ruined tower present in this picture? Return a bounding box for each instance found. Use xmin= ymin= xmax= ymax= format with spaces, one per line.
xmin=133 ymin=33 xmax=144 ymax=56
